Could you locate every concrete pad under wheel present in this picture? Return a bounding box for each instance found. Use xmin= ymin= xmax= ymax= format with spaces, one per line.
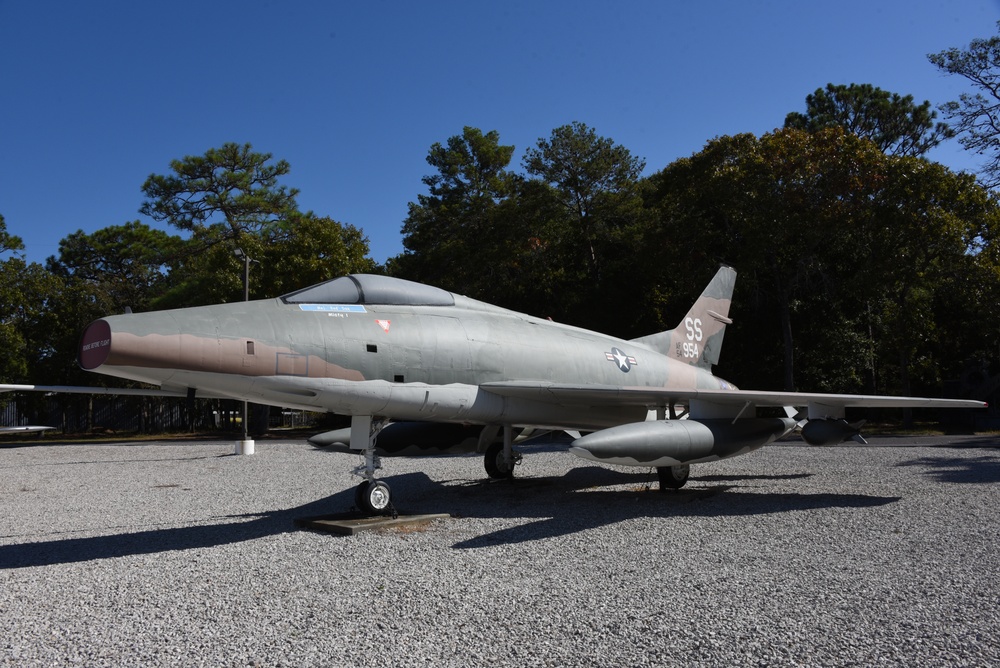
xmin=294 ymin=512 xmax=451 ymax=536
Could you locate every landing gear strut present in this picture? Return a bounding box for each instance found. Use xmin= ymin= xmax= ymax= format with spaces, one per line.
xmin=350 ymin=415 xmax=396 ymax=516
xmin=656 ymin=464 xmax=690 ymax=491
xmin=483 ymin=425 xmax=521 ymax=479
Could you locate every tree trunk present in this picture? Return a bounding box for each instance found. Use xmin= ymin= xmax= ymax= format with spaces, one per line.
xmin=779 ymin=297 xmax=795 ymax=391
xmin=899 ymin=346 xmax=914 ymax=429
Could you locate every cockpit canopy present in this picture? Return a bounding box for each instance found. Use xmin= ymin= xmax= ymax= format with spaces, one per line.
xmin=281 ymin=274 xmax=455 ymax=306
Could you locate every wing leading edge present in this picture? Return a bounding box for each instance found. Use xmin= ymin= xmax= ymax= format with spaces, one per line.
xmin=480 ymin=380 xmax=986 ymax=419
xmin=0 ymin=384 xmax=227 ymax=399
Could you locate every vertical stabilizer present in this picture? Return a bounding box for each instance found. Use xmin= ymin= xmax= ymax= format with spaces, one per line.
xmin=630 ymin=266 xmax=736 ymax=370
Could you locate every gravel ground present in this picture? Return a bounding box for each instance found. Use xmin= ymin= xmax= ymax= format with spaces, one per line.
xmin=1 ymin=434 xmax=998 ymax=667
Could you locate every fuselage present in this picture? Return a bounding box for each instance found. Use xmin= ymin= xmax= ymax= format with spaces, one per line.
xmin=79 ymin=275 xmax=735 ymax=431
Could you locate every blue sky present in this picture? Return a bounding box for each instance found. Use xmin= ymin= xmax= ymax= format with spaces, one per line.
xmin=2 ymin=0 xmax=999 ymax=268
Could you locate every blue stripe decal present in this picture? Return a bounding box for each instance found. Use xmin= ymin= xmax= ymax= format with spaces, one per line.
xmin=298 ymin=304 xmax=368 ymax=313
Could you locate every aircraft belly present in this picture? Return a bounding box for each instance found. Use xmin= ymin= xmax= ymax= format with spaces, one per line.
xmin=360 ymin=383 xmax=638 ymax=429
xmin=200 ymin=374 xmax=642 ymax=430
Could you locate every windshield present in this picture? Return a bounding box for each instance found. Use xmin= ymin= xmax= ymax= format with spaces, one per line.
xmin=281 ymin=274 xmax=455 ymax=306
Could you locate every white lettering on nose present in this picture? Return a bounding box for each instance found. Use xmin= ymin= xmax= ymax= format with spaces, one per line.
xmin=82 ymin=339 xmax=110 ymax=351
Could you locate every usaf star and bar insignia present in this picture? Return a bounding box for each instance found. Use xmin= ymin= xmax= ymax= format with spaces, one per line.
xmin=605 ymin=347 xmax=637 ymax=373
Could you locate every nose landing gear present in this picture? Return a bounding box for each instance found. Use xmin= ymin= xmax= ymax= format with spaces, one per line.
xmin=350 ymin=415 xmax=397 ymax=517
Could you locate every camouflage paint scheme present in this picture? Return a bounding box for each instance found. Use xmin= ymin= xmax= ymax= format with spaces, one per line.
xmin=78 ymin=269 xmax=744 ymax=435
xmin=1 ymin=266 xmax=986 ymax=511
xmin=71 ymin=266 xmax=983 ymax=458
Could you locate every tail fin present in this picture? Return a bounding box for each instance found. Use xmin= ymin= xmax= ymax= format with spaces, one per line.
xmin=630 ymin=265 xmax=736 ymax=370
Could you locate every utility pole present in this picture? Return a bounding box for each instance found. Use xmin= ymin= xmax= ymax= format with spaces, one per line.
xmin=234 ymin=247 xmax=256 ymax=455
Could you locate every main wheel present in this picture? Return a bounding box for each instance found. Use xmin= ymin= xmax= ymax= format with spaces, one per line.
xmin=354 ymin=480 xmax=371 ymax=509
xmin=356 ymin=480 xmax=392 ymax=514
xmin=657 ymin=464 xmax=690 ymax=490
xmin=484 ymin=441 xmax=514 ymax=479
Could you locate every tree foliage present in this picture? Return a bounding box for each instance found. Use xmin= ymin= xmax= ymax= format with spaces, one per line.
xmin=870 ymin=159 xmax=1000 ymax=397
xmin=138 ymin=143 xmax=373 ymax=308
xmin=648 ymin=128 xmax=889 ymax=390
xmin=930 ymin=22 xmax=1000 ymax=187
xmin=0 ymin=214 xmax=24 ymax=255
xmin=523 ymin=121 xmax=646 ymax=285
xmin=394 ymin=123 xmax=650 ymax=332
xmin=647 ymin=126 xmax=1000 ymax=404
xmin=0 ymin=215 xmax=32 ymax=383
xmin=395 ymin=119 xmax=1000 ymax=403
xmin=140 ymin=142 xmax=299 ymax=242
xmin=258 ymin=214 xmax=377 ymax=296
xmin=0 ymin=215 xmax=63 ymax=385
xmin=784 ymin=83 xmax=953 ymax=157
xmin=46 ymin=221 xmax=182 ymax=313
xmin=394 ymin=126 xmax=522 ymax=299
xmin=148 ymin=212 xmax=377 ymax=310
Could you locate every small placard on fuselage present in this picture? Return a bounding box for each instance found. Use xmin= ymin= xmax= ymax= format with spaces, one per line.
xmin=297 ymin=304 xmax=368 ymax=313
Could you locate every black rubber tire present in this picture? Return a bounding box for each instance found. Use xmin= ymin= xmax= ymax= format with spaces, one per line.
xmin=354 ymin=480 xmax=372 ymax=510
xmin=657 ymin=464 xmax=690 ymax=490
xmin=484 ymin=441 xmax=514 ymax=479
xmin=361 ymin=480 xmax=391 ymax=514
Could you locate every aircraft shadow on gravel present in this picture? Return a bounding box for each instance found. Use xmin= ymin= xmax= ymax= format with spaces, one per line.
xmin=411 ymin=465 xmax=901 ymax=549
xmin=0 ymin=465 xmax=900 ymax=568
xmin=896 ymin=453 xmax=1000 ymax=484
xmin=0 ymin=485 xmax=358 ymax=570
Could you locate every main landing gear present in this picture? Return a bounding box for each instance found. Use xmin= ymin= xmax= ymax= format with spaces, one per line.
xmin=656 ymin=464 xmax=690 ymax=491
xmin=483 ymin=425 xmax=521 ymax=480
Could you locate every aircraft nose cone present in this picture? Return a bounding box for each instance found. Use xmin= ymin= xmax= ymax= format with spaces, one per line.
xmin=78 ymin=313 xmax=184 ymax=375
xmin=79 ymin=319 xmax=113 ymax=370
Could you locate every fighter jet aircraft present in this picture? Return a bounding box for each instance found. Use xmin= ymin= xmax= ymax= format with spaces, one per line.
xmin=0 ymin=267 xmax=986 ymax=513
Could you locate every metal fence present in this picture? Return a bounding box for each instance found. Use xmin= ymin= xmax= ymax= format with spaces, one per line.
xmin=1 ymin=393 xmax=314 ymax=434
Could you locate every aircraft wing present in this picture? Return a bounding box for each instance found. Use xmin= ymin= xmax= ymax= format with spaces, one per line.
xmin=480 ymin=381 xmax=986 ymax=414
xmin=0 ymin=384 xmax=227 ymax=399
xmin=0 ymin=425 xmax=56 ymax=434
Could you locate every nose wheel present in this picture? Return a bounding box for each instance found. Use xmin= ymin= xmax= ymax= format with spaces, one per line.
xmin=355 ymin=479 xmax=393 ymax=515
